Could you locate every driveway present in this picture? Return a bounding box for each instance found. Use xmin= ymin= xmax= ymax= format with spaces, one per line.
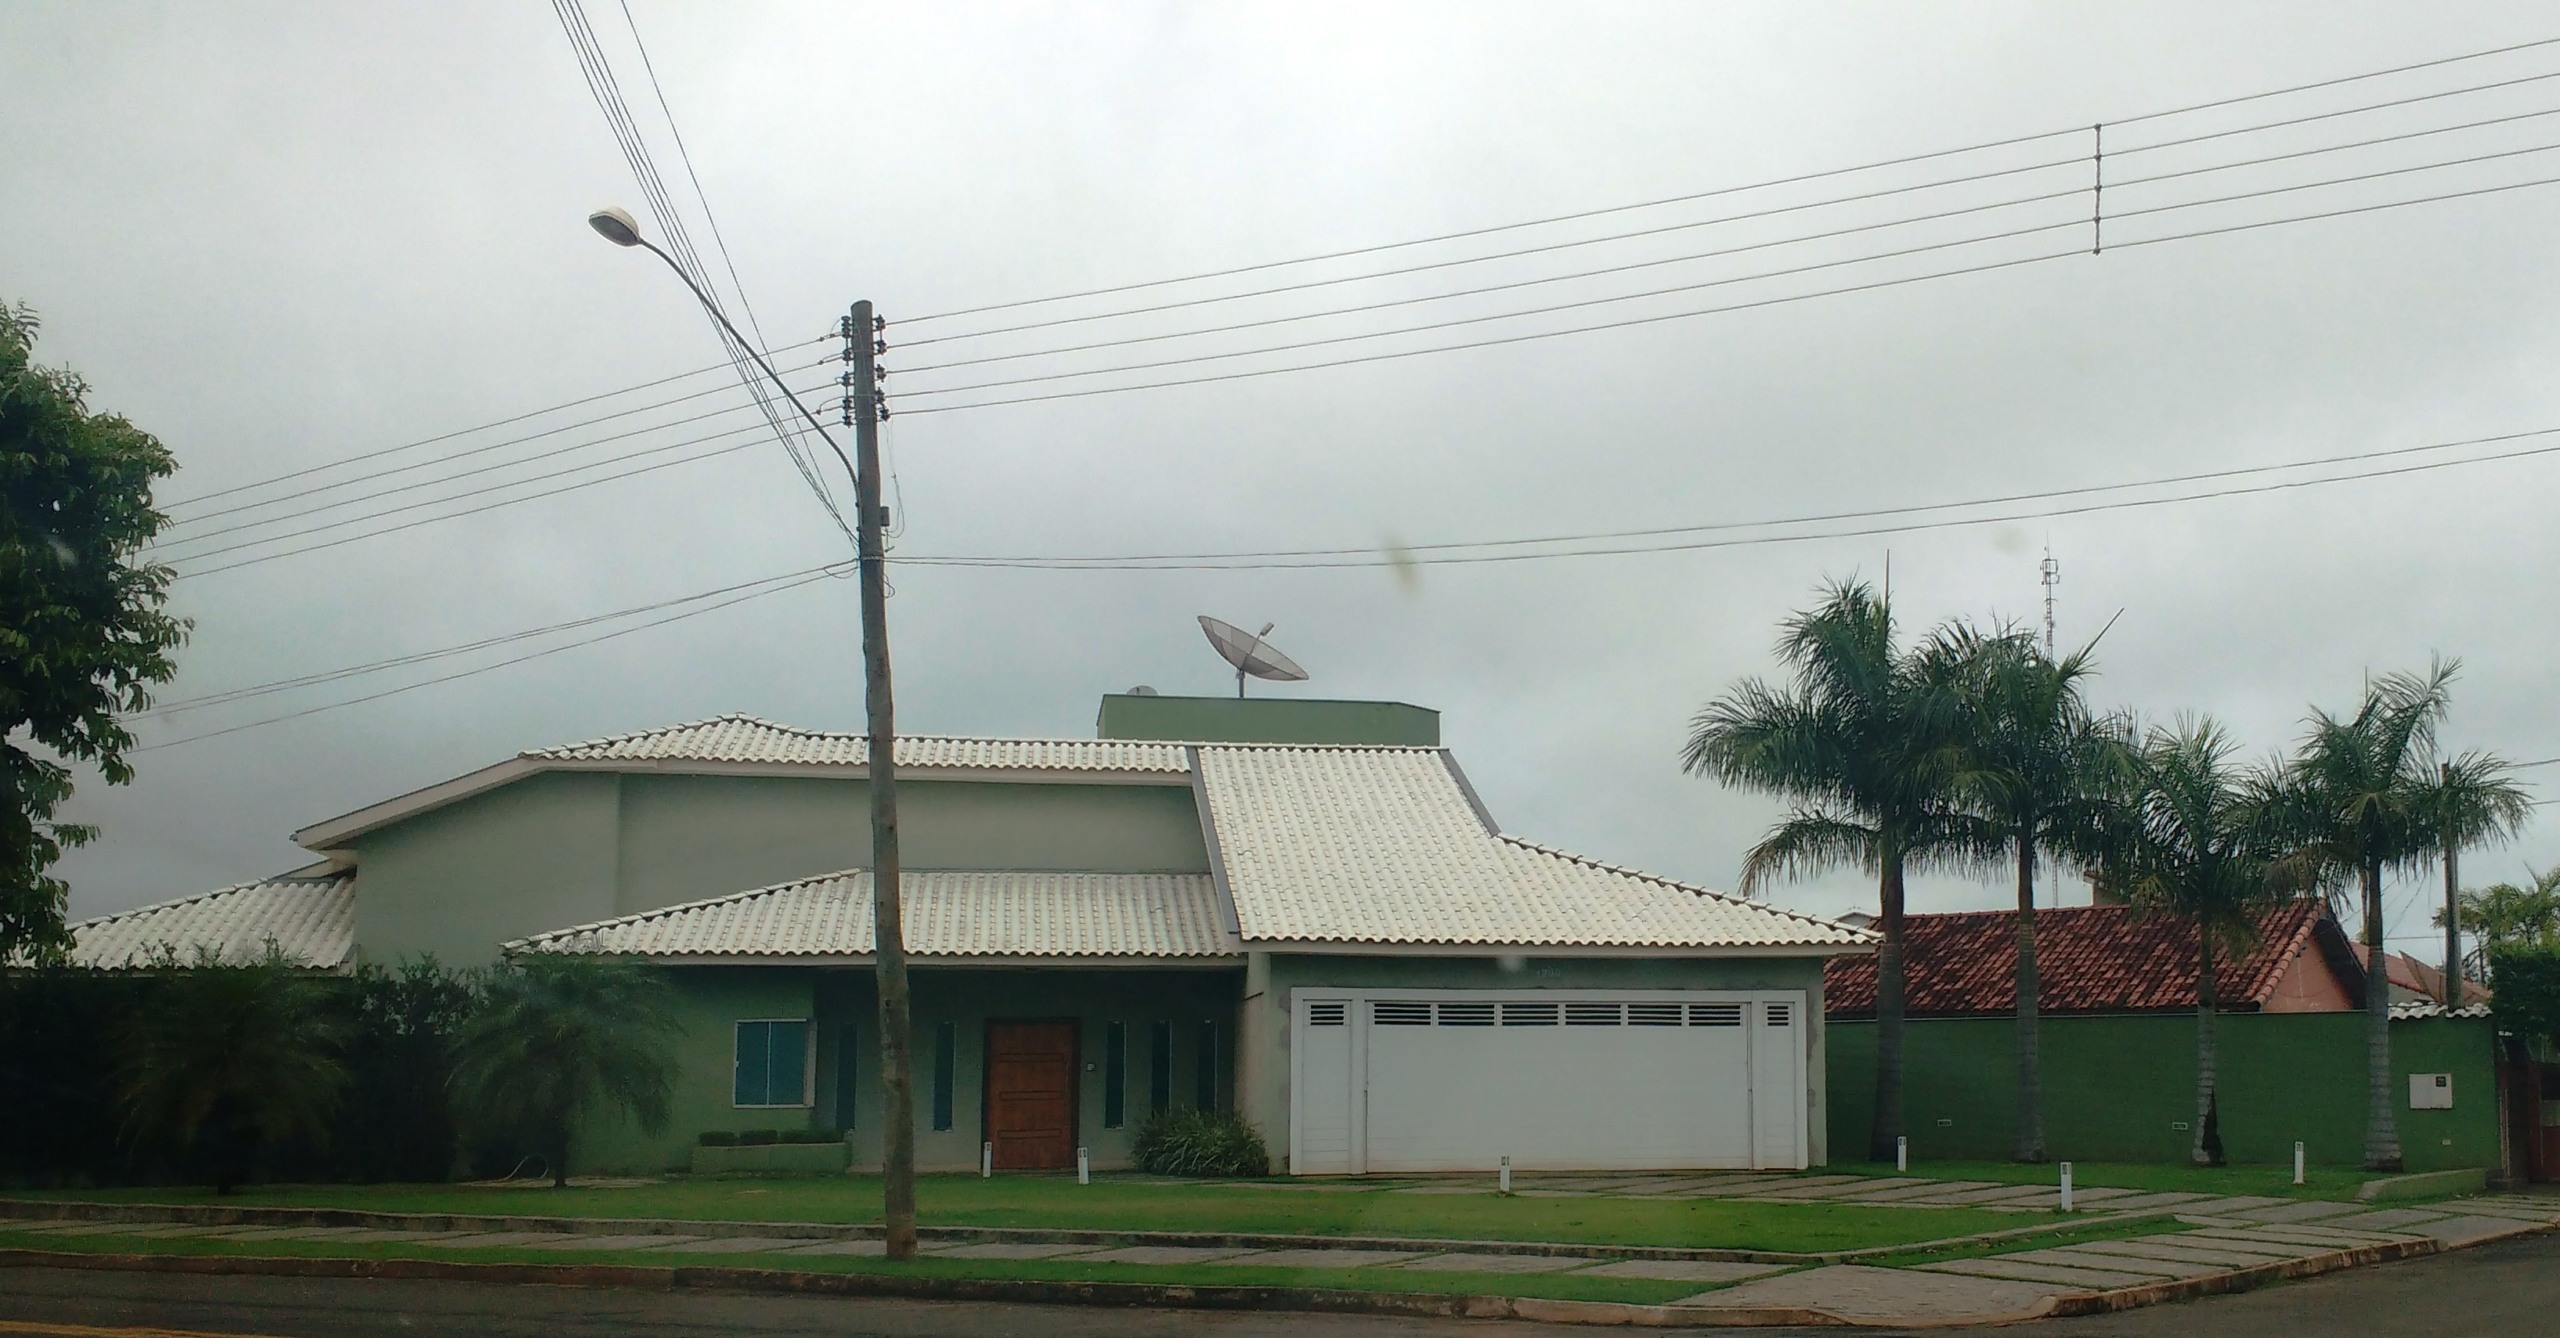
xmin=0 ymin=1232 xmax=2552 ymax=1337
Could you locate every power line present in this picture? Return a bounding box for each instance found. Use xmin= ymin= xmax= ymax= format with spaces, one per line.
xmin=895 ymin=170 xmax=2560 ymax=418
xmin=159 ymin=336 xmax=824 ymax=513
xmin=159 ymin=353 xmax=833 ymax=532
xmin=893 ymin=35 xmax=2560 ymax=328
xmin=144 ymin=561 xmax=850 ymax=716
xmin=898 ymin=138 xmax=2560 ymax=403
xmin=897 ymin=102 xmax=2560 ymax=382
xmin=136 ymin=565 xmax=851 ymax=751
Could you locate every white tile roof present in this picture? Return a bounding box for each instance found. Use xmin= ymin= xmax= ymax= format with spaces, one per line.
xmin=511 ymin=869 xmax=1236 ymax=960
xmin=63 ymin=874 xmax=355 ymax=970
xmin=1198 ymin=746 xmax=1866 ymax=950
xmin=2388 ymin=1000 xmax=2494 ymax=1020
xmin=530 ymin=713 xmax=1190 ymax=774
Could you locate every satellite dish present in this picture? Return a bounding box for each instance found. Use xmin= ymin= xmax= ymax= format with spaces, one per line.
xmin=1198 ymin=616 xmax=1309 ymax=698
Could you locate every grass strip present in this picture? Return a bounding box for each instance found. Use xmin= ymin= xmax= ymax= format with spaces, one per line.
xmin=1831 ymin=1160 xmax=2374 ymax=1201
xmin=7 ymin=1176 xmax=2017 ymax=1253
xmin=0 ymin=1228 xmax=1716 ymax=1306
xmin=1854 ymin=1214 xmax=2192 ymax=1270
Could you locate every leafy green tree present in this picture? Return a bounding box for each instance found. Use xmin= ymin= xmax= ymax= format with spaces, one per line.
xmin=453 ymin=955 xmax=678 ymax=1187
xmin=2096 ymin=719 xmax=2285 ymax=1166
xmin=1938 ymin=626 xmax=2127 ymax=1163
xmin=119 ymin=947 xmax=351 ymax=1193
xmin=2265 ymin=661 xmax=2530 ymax=1170
xmin=2 ymin=303 xmax=188 ymax=965
xmin=338 ymin=958 xmax=481 ymax=1182
xmin=2488 ymin=941 xmax=2560 ymax=1053
xmin=2437 ymin=866 xmax=2560 ymax=979
xmin=1684 ymin=579 xmax=1994 ymax=1161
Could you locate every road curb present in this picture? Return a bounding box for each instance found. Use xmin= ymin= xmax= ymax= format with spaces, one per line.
xmin=0 ymin=1248 xmax=1861 ymax=1328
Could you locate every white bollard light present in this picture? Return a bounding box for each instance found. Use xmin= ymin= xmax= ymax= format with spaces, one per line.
xmin=2294 ymin=1141 xmax=2306 ymax=1186
xmin=1499 ymin=1155 xmax=1512 ymax=1195
xmin=2059 ymin=1161 xmax=2074 ymax=1213
xmin=1896 ymin=1136 xmax=1908 ymax=1173
xmin=981 ymin=1142 xmax=993 ymax=1178
xmin=1078 ymin=1147 xmax=1090 ymax=1186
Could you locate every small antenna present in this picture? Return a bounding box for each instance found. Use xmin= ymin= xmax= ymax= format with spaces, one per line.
xmin=1198 ymin=616 xmax=1311 ymax=698
xmin=2039 ymin=544 xmax=2061 ymax=659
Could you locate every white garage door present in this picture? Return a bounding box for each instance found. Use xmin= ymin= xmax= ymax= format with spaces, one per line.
xmin=1289 ymin=989 xmax=1807 ymax=1175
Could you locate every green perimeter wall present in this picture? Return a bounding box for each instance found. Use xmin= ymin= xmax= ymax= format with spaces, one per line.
xmin=1826 ymin=1012 xmax=2498 ymax=1171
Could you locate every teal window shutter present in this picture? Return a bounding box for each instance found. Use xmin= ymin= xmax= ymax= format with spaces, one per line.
xmin=734 ymin=1021 xmax=772 ymax=1106
xmin=1103 ymin=1021 xmax=1127 ymax=1129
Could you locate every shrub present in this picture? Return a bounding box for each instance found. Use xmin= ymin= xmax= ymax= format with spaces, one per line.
xmin=1130 ymin=1108 xmax=1269 ymax=1177
xmin=2492 ymin=942 xmax=2560 ymax=1048
xmin=697 ymin=1130 xmax=738 ymax=1147
xmin=737 ymin=1129 xmax=781 ymax=1146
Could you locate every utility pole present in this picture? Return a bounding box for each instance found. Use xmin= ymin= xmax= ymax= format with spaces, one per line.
xmin=849 ymin=300 xmax=920 ymax=1259
xmin=2442 ymin=761 xmax=2463 ymax=1012
xmin=585 ymin=210 xmax=921 ymax=1259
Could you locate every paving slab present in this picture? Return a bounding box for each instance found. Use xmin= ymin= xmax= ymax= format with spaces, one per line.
xmin=1925 ymin=1256 xmax=2169 ymax=1290
xmin=2169 ymin=1195 xmax=2291 ymax=1217
xmin=2024 ymin=1245 xmax=2220 ymax=1277
xmin=2183 ymin=1224 xmax=2409 ymax=1249
xmin=772 ymin=1240 xmax=885 ymax=1256
xmin=2416 ymin=1214 xmax=2548 ymax=1247
xmin=24 ymin=1222 xmax=166 ymax=1237
xmin=202 ymin=1226 xmax=360 ymax=1242
xmin=2435 ymin=1200 xmax=2560 ymax=1222
xmin=107 ymin=1224 xmax=238 ymax=1239
xmin=1575 ymin=1258 xmax=1784 ymax=1283
xmin=420 ymin=1232 xmax=589 ymax=1249
xmin=2067 ymin=1186 xmax=2141 ymax=1204
xmin=1647 ymin=1176 xmax=1802 ymax=1198
xmin=652 ymin=1236 xmax=805 ymax=1255
xmin=1682 ymin=1264 xmax=2067 ymax=1321
xmin=2150 ymin=1231 xmax=2333 ymax=1259
xmin=2227 ymin=1200 xmax=2366 ymax=1224
xmin=514 ymin=1234 xmax=695 ymax=1252
xmin=1073 ymin=1245 xmax=1259 ymax=1265
xmin=2083 ymin=1191 xmax=2213 ymax=1213
xmin=1908 ymin=1184 xmax=2064 ymax=1206
xmin=2318 ymin=1208 xmax=2454 ymax=1232
xmin=1388 ymin=1186 xmax=1493 ymax=1196
xmin=1223 ymin=1248 xmax=1429 ymax=1269
xmin=1849 ymin=1179 xmax=2000 ymax=1202
xmin=1392 ymin=1252 xmax=1590 ymax=1273
xmin=924 ymin=1241 xmax=1101 ymax=1260
xmin=1753 ymin=1178 xmax=1928 ymax=1200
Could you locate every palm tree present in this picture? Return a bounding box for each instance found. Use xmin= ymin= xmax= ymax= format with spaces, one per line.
xmin=2437 ymin=865 xmax=2560 ymax=980
xmin=120 ymin=946 xmax=351 ymax=1193
xmin=2097 ymin=719 xmax=2284 ymax=1166
xmin=1939 ymin=626 xmax=2127 ymax=1163
xmin=2266 ymin=661 xmax=2529 ymax=1171
xmin=452 ymin=955 xmax=679 ymax=1188
xmin=1684 ymin=579 xmax=1992 ymax=1162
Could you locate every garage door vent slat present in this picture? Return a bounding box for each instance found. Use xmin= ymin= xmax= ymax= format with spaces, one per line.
xmin=1689 ymin=1002 xmax=1744 ymax=1027
xmin=1764 ymin=1002 xmax=1792 ymax=1027
xmin=1373 ymin=1001 xmax=1432 ymax=1026
xmin=1627 ymin=1003 xmax=1684 ymax=1026
xmin=1565 ymin=1002 xmax=1622 ymax=1026
xmin=1499 ymin=1001 xmax=1559 ymax=1026
xmin=1437 ymin=1002 xmax=1496 ymax=1026
xmin=1308 ymin=1002 xmax=1348 ymax=1026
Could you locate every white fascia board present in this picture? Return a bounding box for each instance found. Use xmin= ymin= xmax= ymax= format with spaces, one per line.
xmin=562 ymin=954 xmax=1247 ymax=969
xmin=1242 ymin=940 xmax=1870 ymax=959
xmin=293 ymin=757 xmax=540 ymax=851
xmin=296 ymin=757 xmax=1189 ymax=851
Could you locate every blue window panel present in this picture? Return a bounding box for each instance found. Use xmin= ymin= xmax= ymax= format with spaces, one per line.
xmin=767 ymin=1020 xmax=809 ymax=1106
xmin=734 ymin=1021 xmax=773 ymax=1107
xmin=1103 ymin=1021 xmax=1127 ymax=1129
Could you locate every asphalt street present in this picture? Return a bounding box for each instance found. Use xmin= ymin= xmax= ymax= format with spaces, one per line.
xmin=1 ymin=1233 xmax=2552 ymax=1338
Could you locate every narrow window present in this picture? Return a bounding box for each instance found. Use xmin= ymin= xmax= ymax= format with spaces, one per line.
xmin=834 ymin=1023 xmax=858 ymax=1129
xmin=1103 ymin=1021 xmax=1127 ymax=1129
xmin=1195 ymin=1019 xmax=1219 ymax=1112
xmin=932 ymin=1021 xmax=956 ymax=1131
xmin=1148 ymin=1020 xmax=1171 ymax=1114
xmin=734 ymin=1021 xmax=772 ymax=1107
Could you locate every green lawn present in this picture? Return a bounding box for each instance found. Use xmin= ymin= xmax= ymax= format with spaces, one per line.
xmin=12 ymin=1174 xmax=2024 ymax=1253
xmin=1834 ymin=1159 xmax=2376 ymax=1200
xmin=0 ymin=1225 xmax=1725 ymax=1306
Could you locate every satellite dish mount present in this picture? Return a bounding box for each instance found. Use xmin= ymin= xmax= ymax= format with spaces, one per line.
xmin=1198 ymin=616 xmax=1310 ymax=698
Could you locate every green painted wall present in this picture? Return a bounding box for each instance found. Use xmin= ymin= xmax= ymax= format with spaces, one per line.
xmin=349 ymin=772 xmax=1208 ymax=964
xmin=578 ymin=966 xmax=1244 ymax=1175
xmin=1825 ymin=1012 xmax=2500 ymax=1171
xmin=1097 ymin=695 xmax=1440 ymax=747
xmin=1240 ymin=954 xmax=1834 ymax=1172
xmin=350 ymin=771 xmax=622 ymax=965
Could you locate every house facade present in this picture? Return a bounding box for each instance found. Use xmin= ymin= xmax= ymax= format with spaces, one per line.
xmin=67 ymin=695 xmax=1869 ymax=1176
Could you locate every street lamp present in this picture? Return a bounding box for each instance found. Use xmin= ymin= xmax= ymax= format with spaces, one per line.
xmin=588 ymin=207 xmax=921 ymax=1261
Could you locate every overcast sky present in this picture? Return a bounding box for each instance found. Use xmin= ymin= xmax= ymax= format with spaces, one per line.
xmin=8 ymin=2 xmax=2558 ymax=956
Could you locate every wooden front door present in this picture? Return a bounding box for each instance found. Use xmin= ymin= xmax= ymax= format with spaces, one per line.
xmin=985 ymin=1020 xmax=1079 ymax=1170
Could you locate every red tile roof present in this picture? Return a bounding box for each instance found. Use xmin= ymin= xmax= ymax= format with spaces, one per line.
xmin=1824 ymin=899 xmax=2351 ymax=1019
